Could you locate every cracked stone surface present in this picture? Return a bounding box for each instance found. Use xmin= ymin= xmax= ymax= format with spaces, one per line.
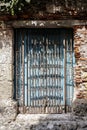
xmin=0 ymin=114 xmax=87 ymax=130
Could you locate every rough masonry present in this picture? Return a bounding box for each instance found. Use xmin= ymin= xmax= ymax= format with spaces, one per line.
xmin=0 ymin=21 xmax=17 ymax=123
xmin=73 ymin=26 xmax=87 ymax=116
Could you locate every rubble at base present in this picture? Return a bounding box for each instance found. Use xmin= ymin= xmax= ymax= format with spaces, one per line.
xmin=0 ymin=114 xmax=87 ymax=130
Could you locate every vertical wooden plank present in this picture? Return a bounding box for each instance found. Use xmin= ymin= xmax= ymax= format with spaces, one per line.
xmin=63 ymin=34 xmax=66 ymax=113
xmin=24 ymin=30 xmax=28 ymax=107
xmin=55 ymin=42 xmax=57 ymax=112
xmin=16 ymin=30 xmax=22 ymax=105
xmin=28 ymin=30 xmax=31 ymax=106
xmin=20 ymin=30 xmax=23 ymax=107
xmin=56 ymin=32 xmax=59 ymax=106
xmin=30 ymin=31 xmax=32 ymax=107
xmin=21 ymin=30 xmax=25 ymax=113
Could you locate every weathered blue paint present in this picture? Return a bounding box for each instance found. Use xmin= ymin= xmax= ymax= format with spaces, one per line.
xmin=14 ymin=28 xmax=75 ymax=113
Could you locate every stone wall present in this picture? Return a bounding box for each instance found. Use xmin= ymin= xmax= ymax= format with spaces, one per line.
xmin=74 ymin=26 xmax=87 ymax=99
xmin=0 ymin=21 xmax=17 ymax=122
xmin=73 ymin=26 xmax=87 ymax=116
xmin=0 ymin=21 xmax=13 ymax=99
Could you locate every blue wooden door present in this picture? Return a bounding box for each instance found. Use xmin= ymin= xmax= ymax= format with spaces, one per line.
xmin=14 ymin=28 xmax=75 ymax=113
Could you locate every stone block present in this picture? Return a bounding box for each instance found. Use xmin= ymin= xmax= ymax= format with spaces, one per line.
xmin=75 ymin=79 xmax=82 ymax=84
xmin=82 ymin=67 xmax=87 ymax=72
xmin=0 ymin=81 xmax=13 ymax=99
xmin=0 ymin=46 xmax=12 ymax=64
xmin=80 ymin=57 xmax=87 ymax=61
xmin=72 ymin=99 xmax=87 ymax=116
xmin=74 ymin=47 xmax=81 ymax=58
xmin=83 ymin=83 xmax=87 ymax=89
xmin=82 ymin=72 xmax=87 ymax=82
xmin=0 ymin=64 xmax=13 ymax=81
xmin=0 ymin=99 xmax=17 ymax=123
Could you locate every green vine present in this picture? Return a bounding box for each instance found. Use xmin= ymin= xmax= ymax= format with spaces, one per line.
xmin=10 ymin=0 xmax=19 ymax=15
xmin=0 ymin=0 xmax=31 ymax=15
